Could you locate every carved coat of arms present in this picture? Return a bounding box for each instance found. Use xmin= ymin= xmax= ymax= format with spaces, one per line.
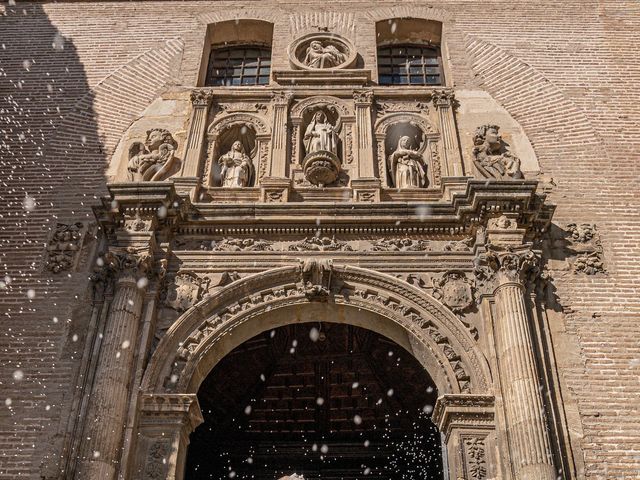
xmin=434 ymin=271 xmax=475 ymax=313
xmin=164 ymin=272 xmax=206 ymax=312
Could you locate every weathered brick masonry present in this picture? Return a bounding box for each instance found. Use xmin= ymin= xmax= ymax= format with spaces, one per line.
xmin=0 ymin=1 xmax=639 ymax=479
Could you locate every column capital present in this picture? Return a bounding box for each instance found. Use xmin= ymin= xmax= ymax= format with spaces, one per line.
xmin=431 ymin=88 xmax=457 ymax=109
xmin=190 ymin=89 xmax=213 ymax=108
xmin=353 ymin=89 xmax=374 ymax=106
xmin=271 ymin=90 xmax=294 ymax=105
xmin=491 ymin=248 xmax=540 ymax=285
xmin=102 ymin=247 xmax=153 ymax=283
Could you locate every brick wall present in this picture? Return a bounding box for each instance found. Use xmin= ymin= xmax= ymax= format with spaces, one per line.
xmin=0 ymin=1 xmax=639 ymax=478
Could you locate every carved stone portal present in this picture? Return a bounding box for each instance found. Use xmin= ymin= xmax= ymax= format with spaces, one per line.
xmin=127 ymin=128 xmax=179 ymax=182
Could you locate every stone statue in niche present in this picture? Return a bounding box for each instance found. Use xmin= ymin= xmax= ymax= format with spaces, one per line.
xmin=473 ymin=124 xmax=523 ymax=180
xmin=304 ymin=111 xmax=340 ymax=155
xmin=302 ymin=110 xmax=342 ymax=187
xmin=388 ymin=135 xmax=428 ymax=188
xmin=127 ymin=128 xmax=179 ymax=182
xmin=303 ymin=40 xmax=346 ymax=69
xmin=218 ymin=140 xmax=253 ymax=188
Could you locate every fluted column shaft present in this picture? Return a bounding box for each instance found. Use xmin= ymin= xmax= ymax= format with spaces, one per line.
xmin=353 ymin=90 xmax=374 ymax=178
xmin=494 ymin=279 xmax=556 ymax=480
xmin=269 ymin=92 xmax=291 ymax=178
xmin=76 ymin=273 xmax=145 ymax=479
xmin=433 ymin=90 xmax=463 ymax=176
xmin=181 ymin=91 xmax=213 ymax=178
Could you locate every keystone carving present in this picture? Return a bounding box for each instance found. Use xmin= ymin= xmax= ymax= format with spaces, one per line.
xmin=127 ymin=128 xmax=180 ymax=182
xmin=289 ymin=236 xmax=353 ymax=252
xmin=300 ymin=258 xmax=333 ymax=300
xmin=45 ymin=222 xmax=84 ymax=273
xmin=472 ymin=124 xmax=523 ymax=180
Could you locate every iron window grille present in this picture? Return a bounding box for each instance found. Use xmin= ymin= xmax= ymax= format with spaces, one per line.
xmin=377 ymin=44 xmax=443 ymax=86
xmin=206 ymin=45 xmax=271 ymax=86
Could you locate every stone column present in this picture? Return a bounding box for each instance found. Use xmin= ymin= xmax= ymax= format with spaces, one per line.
xmin=75 ymin=250 xmax=151 ymax=480
xmin=261 ymin=91 xmax=292 ymax=202
xmin=433 ymin=394 xmax=496 ymax=480
xmin=432 ymin=89 xmax=463 ymax=177
xmin=492 ymin=250 xmax=557 ymax=480
xmin=352 ymin=90 xmax=381 ymax=201
xmin=269 ymin=91 xmax=292 ymax=178
xmin=175 ymin=90 xmax=213 ymax=201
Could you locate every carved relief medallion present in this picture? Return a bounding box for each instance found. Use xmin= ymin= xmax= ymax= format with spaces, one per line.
xmin=289 ymin=32 xmax=357 ymax=70
xmin=433 ymin=271 xmax=475 ymax=313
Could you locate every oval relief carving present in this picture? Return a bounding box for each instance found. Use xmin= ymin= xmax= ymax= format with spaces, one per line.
xmin=288 ymin=32 xmax=357 ymax=70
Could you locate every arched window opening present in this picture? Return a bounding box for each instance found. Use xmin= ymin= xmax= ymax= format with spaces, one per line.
xmin=200 ymin=19 xmax=274 ymax=87
xmin=206 ymin=45 xmax=271 ymax=86
xmin=377 ymin=44 xmax=442 ymax=86
xmin=375 ymin=18 xmax=444 ymax=86
xmin=185 ymin=322 xmax=444 ymax=479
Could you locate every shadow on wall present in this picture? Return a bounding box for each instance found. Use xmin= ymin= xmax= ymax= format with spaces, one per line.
xmin=0 ymin=2 xmax=106 ymax=479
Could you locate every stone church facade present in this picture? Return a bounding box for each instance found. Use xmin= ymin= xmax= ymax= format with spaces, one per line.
xmin=0 ymin=2 xmax=639 ymax=480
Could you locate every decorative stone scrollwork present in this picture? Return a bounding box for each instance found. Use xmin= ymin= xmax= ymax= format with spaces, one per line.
xmin=559 ymin=223 xmax=605 ymax=275
xmin=127 ymin=128 xmax=180 ymax=182
xmin=289 ymin=236 xmax=353 ymax=252
xmin=142 ymin=440 xmax=170 ymax=480
xmin=45 ymin=222 xmax=85 ymax=273
xmin=369 ymin=238 xmax=431 ymax=252
xmin=431 ymin=89 xmax=457 ymax=109
xmin=289 ymin=32 xmax=357 ymax=70
xmin=462 ymin=437 xmax=488 ymax=480
xmin=376 ymin=101 xmax=429 ymax=115
xmin=279 ymin=475 xmax=305 ymax=480
xmin=472 ymin=124 xmax=523 ymax=180
xmin=200 ymin=238 xmax=274 ymax=252
xmin=443 ymin=236 xmax=474 ymax=252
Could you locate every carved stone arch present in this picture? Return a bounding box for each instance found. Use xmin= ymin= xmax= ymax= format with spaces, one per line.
xmin=142 ymin=264 xmax=491 ymax=398
xmin=290 ymin=95 xmax=354 ymax=119
xmin=375 ymin=112 xmax=439 ymax=136
xmin=207 ymin=112 xmax=270 ymax=138
xmin=364 ymin=6 xmax=453 ymax=24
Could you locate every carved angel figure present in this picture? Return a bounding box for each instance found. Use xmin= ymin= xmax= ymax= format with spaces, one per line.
xmin=388 ymin=135 xmax=427 ymax=188
xmin=218 ymin=140 xmax=253 ymax=188
xmin=303 ymin=40 xmax=346 ymax=68
xmin=127 ymin=128 xmax=179 ymax=182
xmin=304 ymin=111 xmax=340 ymax=155
xmin=472 ymin=125 xmax=523 ymax=180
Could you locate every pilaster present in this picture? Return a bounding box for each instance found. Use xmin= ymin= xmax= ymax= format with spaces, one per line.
xmin=433 ymin=89 xmax=463 ymax=177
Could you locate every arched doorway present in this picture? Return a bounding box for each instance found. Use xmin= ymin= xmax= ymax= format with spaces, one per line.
xmin=185 ymin=322 xmax=444 ymax=479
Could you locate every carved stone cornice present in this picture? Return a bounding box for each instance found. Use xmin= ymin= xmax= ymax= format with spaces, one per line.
xmin=139 ymin=393 xmax=203 ymax=431
xmin=190 ymin=89 xmax=214 ymax=108
xmin=432 ymin=394 xmax=495 ymax=439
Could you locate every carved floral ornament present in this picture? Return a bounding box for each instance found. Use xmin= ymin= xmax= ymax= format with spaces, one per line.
xmin=289 ymin=32 xmax=357 ymax=71
xmin=142 ymin=265 xmax=491 ymax=397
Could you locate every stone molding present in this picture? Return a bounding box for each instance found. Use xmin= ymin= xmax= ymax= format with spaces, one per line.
xmin=432 ymin=394 xmax=495 ymax=439
xmin=142 ymin=264 xmax=492 ymax=398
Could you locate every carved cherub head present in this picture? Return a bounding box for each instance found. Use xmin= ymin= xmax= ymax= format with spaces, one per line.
xmin=145 ymin=128 xmax=176 ymax=152
xmin=473 ymin=124 xmax=502 ymax=153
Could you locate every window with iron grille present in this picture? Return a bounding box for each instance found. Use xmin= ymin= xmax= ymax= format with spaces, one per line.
xmin=377 ymin=44 xmax=443 ymax=86
xmin=205 ymin=45 xmax=271 ymax=86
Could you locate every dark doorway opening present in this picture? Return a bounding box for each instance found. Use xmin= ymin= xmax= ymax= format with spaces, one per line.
xmin=185 ymin=322 xmax=444 ymax=479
